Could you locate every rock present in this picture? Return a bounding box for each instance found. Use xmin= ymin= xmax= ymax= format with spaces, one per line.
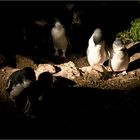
xmin=16 ymin=55 xmax=37 ymax=69
xmin=1 ymin=69 xmax=6 ymax=72
xmin=53 ymin=61 xmax=81 ymax=80
xmin=5 ymin=67 xmax=20 ymax=80
xmin=79 ymin=66 xmax=103 ymax=81
xmin=35 ymin=61 xmax=80 ymax=81
xmin=79 ymin=66 xmax=92 ymax=73
xmin=35 ymin=64 xmax=56 ymax=79
xmin=79 ymin=64 xmax=111 ymax=80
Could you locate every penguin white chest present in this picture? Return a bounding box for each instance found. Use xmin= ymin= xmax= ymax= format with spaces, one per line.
xmin=110 ymin=48 xmax=129 ymax=72
xmin=51 ymin=29 xmax=67 ymax=48
xmin=87 ymin=41 xmax=107 ymax=66
xmin=10 ymin=80 xmax=32 ymax=101
xmin=51 ymin=22 xmax=68 ymax=58
xmin=87 ymin=28 xmax=108 ymax=66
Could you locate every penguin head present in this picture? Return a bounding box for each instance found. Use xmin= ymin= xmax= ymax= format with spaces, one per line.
xmin=72 ymin=11 xmax=82 ymax=25
xmin=65 ymin=3 xmax=75 ymax=11
xmin=113 ymin=38 xmax=124 ymax=50
xmin=38 ymin=72 xmax=53 ymax=88
xmin=21 ymin=67 xmax=36 ymax=82
xmin=92 ymin=28 xmax=103 ymax=45
xmin=55 ymin=22 xmax=63 ymax=29
xmin=6 ymin=70 xmax=21 ymax=92
xmin=53 ymin=18 xmax=64 ymax=29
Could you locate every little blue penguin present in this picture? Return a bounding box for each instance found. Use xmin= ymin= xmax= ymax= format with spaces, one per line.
xmin=51 ymin=19 xmax=68 ymax=58
xmin=86 ymin=28 xmax=108 ymax=66
xmin=14 ymin=72 xmax=53 ymax=118
xmin=6 ymin=67 xmax=36 ymax=102
xmin=109 ymin=38 xmax=129 ymax=75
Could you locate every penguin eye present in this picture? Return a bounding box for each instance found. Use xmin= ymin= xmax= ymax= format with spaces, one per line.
xmin=120 ymin=48 xmax=126 ymax=51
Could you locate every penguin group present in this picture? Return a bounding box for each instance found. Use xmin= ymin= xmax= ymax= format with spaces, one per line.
xmin=86 ymin=28 xmax=130 ymax=75
xmin=49 ymin=4 xmax=130 ymax=75
xmin=50 ymin=3 xmax=130 ymax=75
xmin=24 ymin=3 xmax=129 ymax=75
xmin=6 ymin=67 xmax=53 ymax=118
xmin=6 ymin=67 xmax=76 ymax=119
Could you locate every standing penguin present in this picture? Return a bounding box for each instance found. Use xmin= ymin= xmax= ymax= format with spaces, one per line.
xmin=6 ymin=67 xmax=36 ymax=102
xmin=109 ymin=38 xmax=129 ymax=75
xmin=51 ymin=19 xmax=69 ymax=58
xmin=86 ymin=28 xmax=109 ymax=66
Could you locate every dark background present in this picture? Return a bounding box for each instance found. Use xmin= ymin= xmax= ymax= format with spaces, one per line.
xmin=0 ymin=1 xmax=140 ymax=55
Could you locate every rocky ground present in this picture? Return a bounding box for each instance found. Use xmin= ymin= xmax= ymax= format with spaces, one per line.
xmin=1 ymin=41 xmax=140 ymax=92
xmin=0 ymin=41 xmax=140 ymax=138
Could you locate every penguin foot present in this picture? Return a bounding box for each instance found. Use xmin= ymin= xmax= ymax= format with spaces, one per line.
xmin=54 ymin=51 xmax=59 ymax=57
xmin=122 ymin=71 xmax=127 ymax=76
xmin=113 ymin=71 xmax=127 ymax=77
xmin=61 ymin=53 xmax=66 ymax=58
xmin=112 ymin=72 xmax=117 ymax=77
xmin=61 ymin=50 xmax=66 ymax=58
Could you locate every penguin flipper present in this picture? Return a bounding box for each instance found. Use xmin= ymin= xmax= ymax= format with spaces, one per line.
xmin=6 ymin=79 xmax=12 ymax=92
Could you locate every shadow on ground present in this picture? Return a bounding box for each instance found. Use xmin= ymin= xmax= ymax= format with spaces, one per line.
xmin=0 ymin=86 xmax=140 ymax=138
xmin=128 ymin=42 xmax=140 ymax=57
xmin=128 ymin=42 xmax=140 ymax=71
